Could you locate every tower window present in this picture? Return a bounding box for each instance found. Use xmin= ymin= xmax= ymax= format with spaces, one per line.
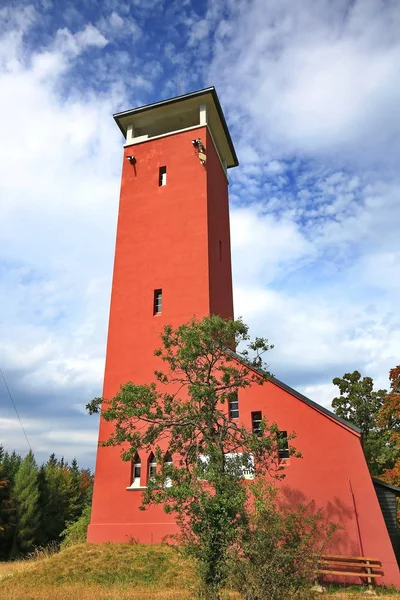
xmin=159 ymin=166 xmax=167 ymax=186
xmin=277 ymin=431 xmax=290 ymax=459
xmin=251 ymin=411 xmax=262 ymax=436
xmin=219 ymin=240 xmax=222 ymax=261
xmin=154 ymin=289 xmax=162 ymax=315
xmin=229 ymin=392 xmax=239 ymax=419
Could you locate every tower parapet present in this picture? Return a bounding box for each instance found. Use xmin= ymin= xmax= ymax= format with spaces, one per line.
xmin=114 ymin=87 xmax=238 ymax=176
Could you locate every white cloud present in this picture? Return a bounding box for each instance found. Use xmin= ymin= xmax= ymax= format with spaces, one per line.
xmin=0 ymin=12 xmax=123 ymax=464
xmin=231 ymin=206 xmax=313 ymax=285
xmin=97 ymin=11 xmax=142 ymax=40
xmin=209 ymin=0 xmax=400 ymax=167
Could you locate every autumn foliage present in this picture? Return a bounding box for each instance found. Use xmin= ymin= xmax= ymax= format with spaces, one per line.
xmin=379 ymin=366 xmax=400 ymax=486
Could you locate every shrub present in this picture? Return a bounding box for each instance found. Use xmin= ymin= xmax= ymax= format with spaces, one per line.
xmin=228 ymin=482 xmax=337 ymax=600
xmin=60 ymin=505 xmax=91 ymax=548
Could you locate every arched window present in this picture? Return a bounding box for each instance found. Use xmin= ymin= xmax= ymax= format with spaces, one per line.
xmin=129 ymin=453 xmax=141 ymax=488
xmin=164 ymin=452 xmax=173 ymax=488
xmin=148 ymin=452 xmax=157 ymax=481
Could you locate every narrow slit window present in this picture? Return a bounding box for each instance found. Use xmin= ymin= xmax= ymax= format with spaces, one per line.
xmin=164 ymin=452 xmax=173 ymax=488
xmin=148 ymin=453 xmax=157 ymax=481
xmin=251 ymin=411 xmax=262 ymax=436
xmin=277 ymin=431 xmax=290 ymax=459
xmin=219 ymin=240 xmax=222 ymax=261
xmin=229 ymin=392 xmax=239 ymax=419
xmin=130 ymin=453 xmax=141 ymax=488
xmin=154 ymin=289 xmax=162 ymax=315
xmin=159 ymin=166 xmax=167 ymax=186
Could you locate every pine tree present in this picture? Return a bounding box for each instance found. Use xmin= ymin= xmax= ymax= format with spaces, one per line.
xmin=12 ymin=451 xmax=40 ymax=554
xmin=0 ymin=447 xmax=19 ymax=559
xmin=39 ymin=456 xmax=72 ymax=544
xmin=0 ymin=465 xmax=12 ymax=532
xmin=66 ymin=459 xmax=85 ymax=522
xmin=2 ymin=450 xmax=22 ymax=481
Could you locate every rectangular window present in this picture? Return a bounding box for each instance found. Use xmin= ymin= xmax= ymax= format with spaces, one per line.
xmin=219 ymin=240 xmax=222 ymax=261
xmin=277 ymin=431 xmax=290 ymax=459
xmin=229 ymin=393 xmax=239 ymax=419
xmin=159 ymin=166 xmax=167 ymax=186
xmin=251 ymin=411 xmax=262 ymax=436
xmin=154 ymin=289 xmax=162 ymax=315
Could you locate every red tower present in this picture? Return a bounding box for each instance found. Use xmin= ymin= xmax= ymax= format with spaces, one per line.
xmin=88 ymin=89 xmax=400 ymax=588
xmin=88 ymin=88 xmax=238 ymax=543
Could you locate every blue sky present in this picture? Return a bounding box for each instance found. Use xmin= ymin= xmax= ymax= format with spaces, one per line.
xmin=1 ymin=0 xmax=400 ymax=468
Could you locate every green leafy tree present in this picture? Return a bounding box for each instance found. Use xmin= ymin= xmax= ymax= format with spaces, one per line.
xmin=88 ymin=315 xmax=306 ymax=599
xmin=12 ymin=451 xmax=40 ymax=554
xmin=332 ymin=370 xmax=398 ymax=476
xmin=332 ymin=371 xmax=386 ymax=436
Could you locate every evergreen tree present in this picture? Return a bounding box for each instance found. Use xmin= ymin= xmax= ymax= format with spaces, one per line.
xmin=2 ymin=450 xmax=22 ymax=481
xmin=12 ymin=451 xmax=40 ymax=554
xmin=0 ymin=447 xmax=94 ymax=558
xmin=39 ymin=457 xmax=70 ymax=544
xmin=0 ymin=464 xmax=12 ymax=533
xmin=0 ymin=447 xmax=18 ymax=559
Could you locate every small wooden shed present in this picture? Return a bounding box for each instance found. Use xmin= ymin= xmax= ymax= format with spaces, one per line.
xmin=373 ymin=477 xmax=400 ymax=565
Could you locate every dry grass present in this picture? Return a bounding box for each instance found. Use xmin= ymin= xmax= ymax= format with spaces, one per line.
xmin=0 ymin=560 xmax=33 ymax=580
xmin=0 ymin=543 xmax=198 ymax=600
xmin=0 ymin=543 xmax=399 ymax=600
xmin=331 ymin=595 xmax=400 ymax=599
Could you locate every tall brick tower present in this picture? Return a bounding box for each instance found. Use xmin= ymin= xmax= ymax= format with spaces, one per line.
xmin=88 ymin=88 xmax=238 ymax=543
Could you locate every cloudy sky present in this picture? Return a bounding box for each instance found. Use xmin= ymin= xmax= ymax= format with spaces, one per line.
xmin=1 ymin=0 xmax=399 ymax=469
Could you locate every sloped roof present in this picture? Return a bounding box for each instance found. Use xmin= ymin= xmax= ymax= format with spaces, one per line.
xmin=225 ymin=348 xmax=361 ymax=434
xmin=373 ymin=477 xmax=400 ymax=496
xmin=271 ymin=376 xmax=361 ymax=434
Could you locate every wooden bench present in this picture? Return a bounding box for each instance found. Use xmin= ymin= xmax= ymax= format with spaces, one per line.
xmin=317 ymin=555 xmax=383 ymax=588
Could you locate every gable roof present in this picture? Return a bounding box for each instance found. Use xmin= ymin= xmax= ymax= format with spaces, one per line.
xmin=225 ymin=348 xmax=361 ymax=434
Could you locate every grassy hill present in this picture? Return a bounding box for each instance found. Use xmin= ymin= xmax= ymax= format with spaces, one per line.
xmin=0 ymin=543 xmax=398 ymax=600
xmin=0 ymin=543 xmax=203 ymax=600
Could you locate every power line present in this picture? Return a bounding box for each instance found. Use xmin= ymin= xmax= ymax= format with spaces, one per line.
xmin=0 ymin=367 xmax=32 ymax=453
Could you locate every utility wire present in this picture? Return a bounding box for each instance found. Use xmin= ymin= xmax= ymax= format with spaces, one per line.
xmin=0 ymin=367 xmax=32 ymax=453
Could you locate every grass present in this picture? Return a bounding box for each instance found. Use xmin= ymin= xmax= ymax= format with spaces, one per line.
xmin=0 ymin=543 xmax=200 ymax=600
xmin=0 ymin=543 xmax=399 ymax=600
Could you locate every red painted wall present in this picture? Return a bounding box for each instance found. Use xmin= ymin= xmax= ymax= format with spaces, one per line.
xmin=206 ymin=129 xmax=234 ymax=319
xmin=89 ymin=121 xmax=399 ymax=587
xmin=89 ymin=126 xmax=234 ymax=544
xmin=238 ymin=380 xmax=400 ymax=587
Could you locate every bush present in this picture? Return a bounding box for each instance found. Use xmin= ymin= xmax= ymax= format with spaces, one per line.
xmin=228 ymin=482 xmax=337 ymax=600
xmin=60 ymin=505 xmax=91 ymax=548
